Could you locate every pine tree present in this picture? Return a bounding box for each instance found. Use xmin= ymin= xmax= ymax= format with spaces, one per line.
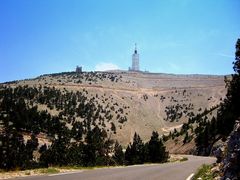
xmin=71 ymin=121 xmax=83 ymax=141
xmin=24 ymin=134 xmax=39 ymax=168
xmin=83 ymin=126 xmax=112 ymax=166
xmin=124 ymin=145 xmax=132 ymax=165
xmin=113 ymin=141 xmax=124 ymax=165
xmin=147 ymin=131 xmax=168 ymax=163
xmin=183 ymin=132 xmax=189 ymax=144
xmin=39 ymin=144 xmax=49 ymax=167
xmin=125 ymin=132 xmax=145 ymax=165
xmin=217 ymin=39 xmax=240 ymax=137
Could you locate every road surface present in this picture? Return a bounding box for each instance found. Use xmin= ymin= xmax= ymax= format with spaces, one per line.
xmin=11 ymin=155 xmax=215 ymax=180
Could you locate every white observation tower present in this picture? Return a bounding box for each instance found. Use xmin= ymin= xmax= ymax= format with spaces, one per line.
xmin=132 ymin=43 xmax=139 ymax=71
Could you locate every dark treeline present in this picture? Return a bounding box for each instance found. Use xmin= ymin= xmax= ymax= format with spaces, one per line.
xmin=0 ymin=84 xmax=129 ymax=134
xmin=125 ymin=132 xmax=168 ymax=165
xmin=0 ymin=86 xmax=168 ymax=170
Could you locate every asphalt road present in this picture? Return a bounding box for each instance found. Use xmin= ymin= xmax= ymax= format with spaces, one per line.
xmin=12 ymin=155 xmax=215 ymax=180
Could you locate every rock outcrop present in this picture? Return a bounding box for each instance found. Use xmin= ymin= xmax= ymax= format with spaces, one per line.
xmin=218 ymin=120 xmax=240 ymax=180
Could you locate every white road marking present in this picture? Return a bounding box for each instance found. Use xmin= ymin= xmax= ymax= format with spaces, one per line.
xmin=48 ymin=171 xmax=83 ymax=176
xmin=186 ymin=173 xmax=194 ymax=180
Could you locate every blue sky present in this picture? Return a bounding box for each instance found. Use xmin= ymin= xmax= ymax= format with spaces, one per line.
xmin=0 ymin=0 xmax=239 ymax=82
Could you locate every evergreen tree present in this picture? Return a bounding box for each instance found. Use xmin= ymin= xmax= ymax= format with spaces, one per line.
xmin=0 ymin=126 xmax=26 ymax=170
xmin=71 ymin=121 xmax=83 ymax=141
xmin=46 ymin=138 xmax=68 ymax=166
xmin=23 ymin=134 xmax=39 ymax=168
xmin=217 ymin=38 xmax=240 ymax=137
xmin=39 ymin=144 xmax=49 ymax=167
xmin=82 ymin=126 xmax=112 ymax=166
xmin=125 ymin=132 xmax=145 ymax=165
xmin=112 ymin=141 xmax=124 ymax=165
xmin=147 ymin=131 xmax=168 ymax=163
xmin=66 ymin=143 xmax=84 ymax=166
xmin=124 ymin=145 xmax=132 ymax=165
xmin=183 ymin=132 xmax=189 ymax=144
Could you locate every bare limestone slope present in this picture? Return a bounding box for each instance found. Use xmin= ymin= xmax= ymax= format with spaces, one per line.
xmin=3 ymin=71 xmax=227 ymax=146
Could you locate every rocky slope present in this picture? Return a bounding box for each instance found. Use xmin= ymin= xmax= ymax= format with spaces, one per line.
xmin=1 ymin=71 xmax=227 ymax=146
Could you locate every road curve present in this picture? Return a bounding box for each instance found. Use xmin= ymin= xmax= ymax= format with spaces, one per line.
xmin=12 ymin=155 xmax=215 ymax=180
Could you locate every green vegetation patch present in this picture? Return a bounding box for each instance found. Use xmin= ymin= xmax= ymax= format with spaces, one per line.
xmin=193 ymin=164 xmax=215 ymax=180
xmin=179 ymin=157 xmax=188 ymax=162
xmin=38 ymin=168 xmax=60 ymax=174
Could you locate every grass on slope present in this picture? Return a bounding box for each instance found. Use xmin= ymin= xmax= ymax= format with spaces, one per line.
xmin=193 ymin=164 xmax=216 ymax=180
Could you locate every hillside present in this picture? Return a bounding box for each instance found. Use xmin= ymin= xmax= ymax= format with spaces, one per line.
xmin=1 ymin=71 xmax=227 ymax=146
